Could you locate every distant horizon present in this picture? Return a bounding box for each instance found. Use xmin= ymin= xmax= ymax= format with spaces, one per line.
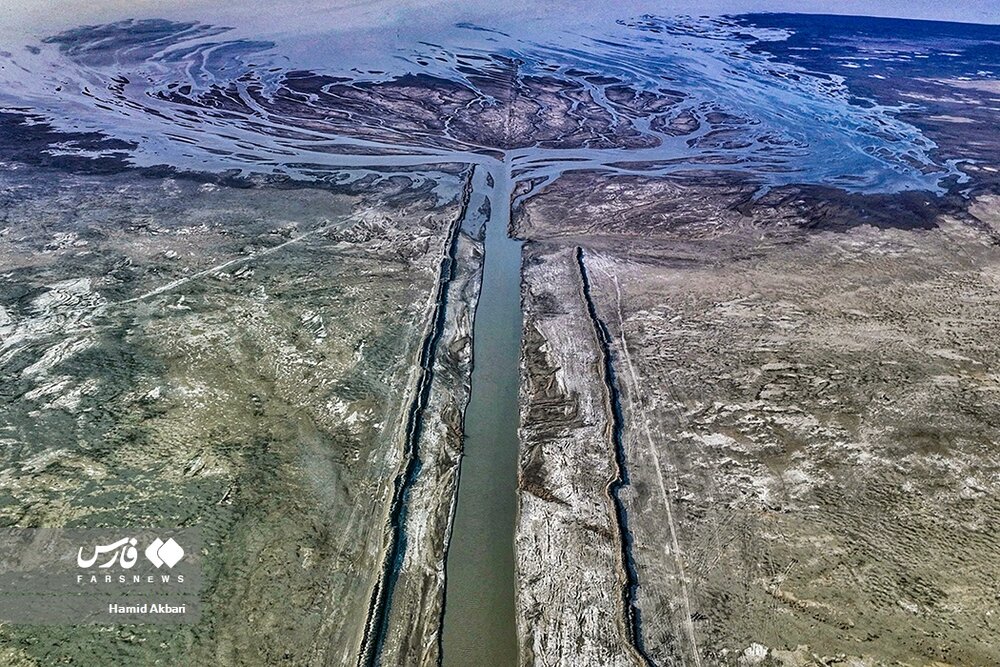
xmin=738 ymin=9 xmax=1000 ymax=26
xmin=2 ymin=1 xmax=998 ymax=38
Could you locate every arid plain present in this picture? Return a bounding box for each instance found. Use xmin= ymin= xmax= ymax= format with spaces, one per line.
xmin=515 ymin=173 xmax=1000 ymax=665
xmin=0 ymin=7 xmax=998 ymax=667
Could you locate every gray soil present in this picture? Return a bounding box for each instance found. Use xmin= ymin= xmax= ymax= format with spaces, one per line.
xmin=0 ymin=166 xmax=480 ymax=666
xmin=513 ymin=173 xmax=1000 ymax=666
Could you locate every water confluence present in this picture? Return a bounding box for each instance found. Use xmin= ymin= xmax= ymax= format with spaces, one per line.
xmin=0 ymin=11 xmax=978 ymax=666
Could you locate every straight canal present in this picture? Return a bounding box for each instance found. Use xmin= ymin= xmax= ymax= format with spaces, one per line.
xmin=441 ymin=161 xmax=522 ymax=666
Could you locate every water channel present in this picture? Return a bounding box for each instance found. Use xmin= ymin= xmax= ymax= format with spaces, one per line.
xmin=0 ymin=9 xmax=969 ymax=665
xmin=442 ymin=161 xmax=521 ymax=666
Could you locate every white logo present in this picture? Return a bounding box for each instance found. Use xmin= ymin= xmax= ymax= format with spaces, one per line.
xmin=77 ymin=537 xmax=139 ymax=569
xmin=77 ymin=537 xmax=184 ymax=569
xmin=144 ymin=537 xmax=184 ymax=569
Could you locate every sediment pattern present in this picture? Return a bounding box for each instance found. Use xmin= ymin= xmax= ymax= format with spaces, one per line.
xmin=1 ymin=8 xmax=1000 ymax=667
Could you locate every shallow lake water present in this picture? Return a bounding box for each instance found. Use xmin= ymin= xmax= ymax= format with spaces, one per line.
xmin=0 ymin=4 xmax=995 ymax=663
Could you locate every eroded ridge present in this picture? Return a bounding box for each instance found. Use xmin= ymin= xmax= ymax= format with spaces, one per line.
xmin=358 ymin=168 xmax=476 ymax=667
xmin=576 ymin=247 xmax=653 ymax=667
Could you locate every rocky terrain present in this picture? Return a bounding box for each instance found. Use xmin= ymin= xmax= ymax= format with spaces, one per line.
xmin=514 ymin=173 xmax=1000 ymax=666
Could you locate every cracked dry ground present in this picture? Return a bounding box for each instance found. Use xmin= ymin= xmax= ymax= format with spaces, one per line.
xmin=0 ymin=165 xmax=477 ymax=666
xmin=515 ymin=173 xmax=1000 ymax=667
